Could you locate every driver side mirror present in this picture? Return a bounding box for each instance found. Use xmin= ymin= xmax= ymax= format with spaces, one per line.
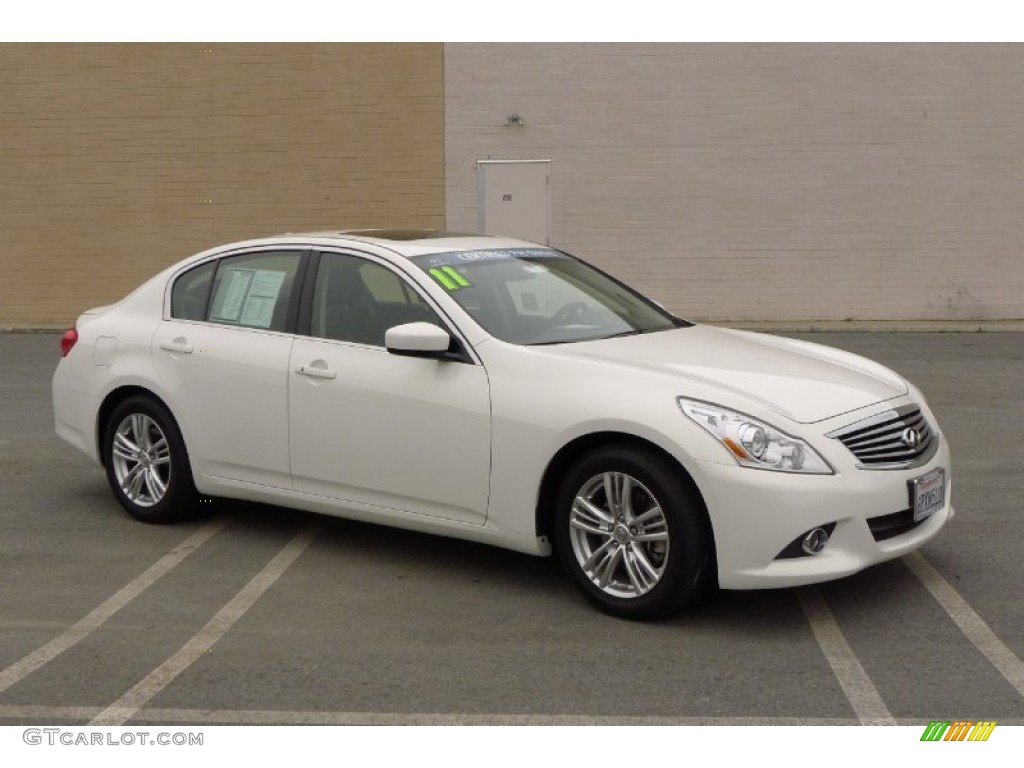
xmin=385 ymin=322 xmax=458 ymax=360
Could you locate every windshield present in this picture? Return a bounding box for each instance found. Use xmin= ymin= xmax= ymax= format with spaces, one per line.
xmin=411 ymin=248 xmax=688 ymax=345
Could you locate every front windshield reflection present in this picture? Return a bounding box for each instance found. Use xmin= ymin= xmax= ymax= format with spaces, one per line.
xmin=411 ymin=248 xmax=686 ymax=345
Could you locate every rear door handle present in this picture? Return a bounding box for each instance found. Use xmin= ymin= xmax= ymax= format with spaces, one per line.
xmin=159 ymin=338 xmax=193 ymax=354
xmin=296 ymin=364 xmax=337 ymax=380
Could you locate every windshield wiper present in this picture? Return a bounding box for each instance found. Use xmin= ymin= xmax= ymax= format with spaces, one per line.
xmin=597 ymin=327 xmax=673 ymax=340
xmin=526 ymin=326 xmax=671 ymax=346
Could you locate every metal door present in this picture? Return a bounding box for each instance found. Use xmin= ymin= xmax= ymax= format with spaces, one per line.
xmin=477 ymin=159 xmax=551 ymax=244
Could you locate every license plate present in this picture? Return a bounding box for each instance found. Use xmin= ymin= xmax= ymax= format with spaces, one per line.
xmin=910 ymin=468 xmax=945 ymax=523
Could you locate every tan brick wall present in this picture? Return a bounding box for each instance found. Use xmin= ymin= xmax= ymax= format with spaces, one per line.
xmin=445 ymin=43 xmax=1024 ymax=321
xmin=0 ymin=43 xmax=444 ymax=327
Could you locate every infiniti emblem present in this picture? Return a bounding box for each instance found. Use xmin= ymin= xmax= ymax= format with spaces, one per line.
xmin=901 ymin=427 xmax=920 ymax=449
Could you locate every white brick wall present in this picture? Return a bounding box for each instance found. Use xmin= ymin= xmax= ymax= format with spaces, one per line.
xmin=444 ymin=43 xmax=1024 ymax=321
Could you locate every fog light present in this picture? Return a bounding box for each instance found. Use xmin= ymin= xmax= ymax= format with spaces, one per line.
xmin=801 ymin=527 xmax=830 ymax=555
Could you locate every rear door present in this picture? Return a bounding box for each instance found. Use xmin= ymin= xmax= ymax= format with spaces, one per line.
xmin=152 ymin=248 xmax=307 ymax=488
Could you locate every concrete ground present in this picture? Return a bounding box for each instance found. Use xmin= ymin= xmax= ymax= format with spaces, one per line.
xmin=0 ymin=331 xmax=1021 ymax=725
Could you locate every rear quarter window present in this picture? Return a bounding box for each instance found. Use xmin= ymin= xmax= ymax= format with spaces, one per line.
xmin=170 ymin=261 xmax=216 ymax=321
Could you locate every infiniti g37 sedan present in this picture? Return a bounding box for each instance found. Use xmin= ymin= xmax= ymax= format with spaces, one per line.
xmin=52 ymin=230 xmax=953 ymax=619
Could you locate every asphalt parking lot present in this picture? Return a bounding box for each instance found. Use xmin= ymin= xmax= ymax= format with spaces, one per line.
xmin=0 ymin=330 xmax=1021 ymax=726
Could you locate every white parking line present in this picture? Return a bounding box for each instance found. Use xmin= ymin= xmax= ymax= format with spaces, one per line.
xmin=0 ymin=704 xmax=98 ymax=721
xmin=904 ymin=550 xmax=1024 ymax=698
xmin=0 ymin=704 xmax=857 ymax=724
xmin=0 ymin=519 xmax=226 ymax=695
xmin=797 ymin=587 xmax=895 ymax=725
xmin=89 ymin=524 xmax=323 ymax=726
xmin=5 ymin=704 xmax=1024 ymax=725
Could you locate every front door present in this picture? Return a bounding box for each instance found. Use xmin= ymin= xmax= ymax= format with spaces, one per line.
xmin=288 ymin=251 xmax=491 ymax=524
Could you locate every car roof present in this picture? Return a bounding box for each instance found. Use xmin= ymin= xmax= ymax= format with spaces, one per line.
xmin=263 ymin=229 xmax=547 ymax=258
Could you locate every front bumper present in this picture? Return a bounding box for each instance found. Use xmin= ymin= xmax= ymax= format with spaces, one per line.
xmin=694 ymin=412 xmax=953 ymax=590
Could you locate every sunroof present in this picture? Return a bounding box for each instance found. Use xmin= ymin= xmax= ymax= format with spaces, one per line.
xmin=342 ymin=229 xmax=477 ymax=241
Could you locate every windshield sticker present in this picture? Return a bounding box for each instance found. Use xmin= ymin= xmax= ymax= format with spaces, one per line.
xmin=414 ymin=248 xmax=559 ymax=269
xmin=429 ymin=268 xmax=457 ymax=290
xmin=442 ymin=266 xmax=471 ymax=287
xmin=429 ymin=266 xmax=472 ymax=291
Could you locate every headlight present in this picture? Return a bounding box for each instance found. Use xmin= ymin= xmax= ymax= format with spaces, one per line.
xmin=678 ymin=398 xmax=833 ymax=474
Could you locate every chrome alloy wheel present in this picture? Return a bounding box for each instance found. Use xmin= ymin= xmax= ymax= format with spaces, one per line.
xmin=568 ymin=472 xmax=670 ymax=598
xmin=111 ymin=414 xmax=171 ymax=508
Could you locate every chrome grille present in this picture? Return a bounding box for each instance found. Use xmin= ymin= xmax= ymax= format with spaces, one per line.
xmin=827 ymin=404 xmax=938 ymax=469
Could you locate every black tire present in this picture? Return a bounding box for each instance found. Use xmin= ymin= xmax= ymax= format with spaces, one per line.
xmin=102 ymin=395 xmax=197 ymax=524
xmin=553 ymin=444 xmax=713 ymax=620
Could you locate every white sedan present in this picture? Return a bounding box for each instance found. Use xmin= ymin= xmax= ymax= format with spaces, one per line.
xmin=52 ymin=230 xmax=952 ymax=619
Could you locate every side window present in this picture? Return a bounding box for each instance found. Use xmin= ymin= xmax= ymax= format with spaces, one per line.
xmin=206 ymin=251 xmax=302 ymax=332
xmin=359 ymin=262 xmax=428 ymax=306
xmin=312 ymin=253 xmax=444 ymax=346
xmin=170 ymin=260 xmax=217 ymax=321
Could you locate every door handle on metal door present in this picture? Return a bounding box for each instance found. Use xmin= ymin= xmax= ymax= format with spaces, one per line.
xmin=159 ymin=338 xmax=193 ymax=354
xmin=296 ymin=364 xmax=337 ymax=380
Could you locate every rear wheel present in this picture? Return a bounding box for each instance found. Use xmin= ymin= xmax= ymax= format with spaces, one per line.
xmin=554 ymin=444 xmax=713 ymax=619
xmin=103 ymin=395 xmax=196 ymax=523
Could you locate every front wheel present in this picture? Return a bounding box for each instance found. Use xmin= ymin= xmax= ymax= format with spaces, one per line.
xmin=554 ymin=444 xmax=713 ymax=620
xmin=103 ymin=395 xmax=197 ymax=524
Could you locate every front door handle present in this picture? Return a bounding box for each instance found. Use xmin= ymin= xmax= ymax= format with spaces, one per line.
xmin=296 ymin=363 xmax=337 ymax=380
xmin=159 ymin=338 xmax=193 ymax=354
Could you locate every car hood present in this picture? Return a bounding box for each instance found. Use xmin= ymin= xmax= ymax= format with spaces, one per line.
xmin=552 ymin=325 xmax=908 ymax=423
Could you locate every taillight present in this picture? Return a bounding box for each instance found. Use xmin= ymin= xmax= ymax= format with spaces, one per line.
xmin=60 ymin=327 xmax=78 ymax=357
